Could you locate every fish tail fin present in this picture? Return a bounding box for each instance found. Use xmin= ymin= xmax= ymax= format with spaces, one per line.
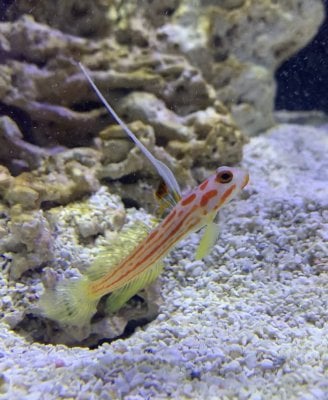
xmin=39 ymin=276 xmax=99 ymax=327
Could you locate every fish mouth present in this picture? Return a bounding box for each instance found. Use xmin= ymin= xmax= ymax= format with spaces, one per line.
xmin=241 ymin=172 xmax=249 ymax=189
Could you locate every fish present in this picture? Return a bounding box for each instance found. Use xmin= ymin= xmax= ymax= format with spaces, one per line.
xmin=39 ymin=64 xmax=249 ymax=327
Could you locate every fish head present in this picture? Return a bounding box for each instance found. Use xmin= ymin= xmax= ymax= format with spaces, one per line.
xmin=197 ymin=166 xmax=249 ymax=214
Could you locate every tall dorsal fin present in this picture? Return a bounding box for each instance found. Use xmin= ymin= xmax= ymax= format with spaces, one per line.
xmin=79 ymin=63 xmax=182 ymax=206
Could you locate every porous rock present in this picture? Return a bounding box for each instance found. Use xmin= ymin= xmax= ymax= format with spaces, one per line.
xmin=0 ymin=148 xmax=101 ymax=210
xmin=3 ymin=0 xmax=111 ymax=37
xmin=0 ymin=185 xmax=162 ymax=344
xmin=147 ymin=0 xmax=324 ymax=134
xmin=0 ymin=146 xmax=102 ymax=279
xmin=0 ymin=0 xmax=323 ymax=175
xmin=0 ymin=14 xmax=246 ymax=188
xmin=1 ymin=208 xmax=53 ymax=279
xmin=0 ymin=116 xmax=48 ymax=174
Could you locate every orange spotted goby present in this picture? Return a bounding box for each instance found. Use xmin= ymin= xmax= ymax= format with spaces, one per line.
xmin=39 ymin=64 xmax=249 ymax=327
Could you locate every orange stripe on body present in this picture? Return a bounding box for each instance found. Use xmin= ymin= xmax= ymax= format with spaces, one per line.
xmin=144 ymin=214 xmax=202 ymax=268
xmin=91 ymin=204 xmax=199 ymax=295
xmin=147 ymin=230 xmax=158 ymax=241
xmin=162 ymin=209 xmax=177 ymax=227
xmin=124 ymin=205 xmax=201 ymax=281
xmin=102 ymin=206 xmax=178 ymax=282
xmin=102 ymin=194 xmax=192 ymax=283
xmin=95 ymin=207 xmax=181 ymax=291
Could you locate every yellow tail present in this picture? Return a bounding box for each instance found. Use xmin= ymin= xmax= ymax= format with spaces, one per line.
xmin=39 ymin=276 xmax=99 ymax=327
xmin=39 ymin=221 xmax=156 ymax=326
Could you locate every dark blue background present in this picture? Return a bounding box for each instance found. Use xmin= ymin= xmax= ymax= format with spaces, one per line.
xmin=275 ymin=0 xmax=328 ymax=112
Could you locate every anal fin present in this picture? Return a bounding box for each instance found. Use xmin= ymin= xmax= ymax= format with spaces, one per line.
xmin=105 ymin=260 xmax=164 ymax=313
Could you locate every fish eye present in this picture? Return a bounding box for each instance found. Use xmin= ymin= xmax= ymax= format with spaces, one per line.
xmin=216 ymin=170 xmax=233 ymax=184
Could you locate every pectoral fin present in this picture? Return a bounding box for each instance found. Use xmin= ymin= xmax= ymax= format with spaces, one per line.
xmin=195 ymin=222 xmax=220 ymax=260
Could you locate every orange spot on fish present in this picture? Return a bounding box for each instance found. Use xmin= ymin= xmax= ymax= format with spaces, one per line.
xmin=123 ymin=205 xmax=199 ymax=281
xmin=181 ymin=193 xmax=196 ymax=206
xmin=216 ymin=184 xmax=236 ymax=209
xmin=199 ymin=179 xmax=209 ymax=191
xmin=200 ymin=190 xmax=218 ymax=207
